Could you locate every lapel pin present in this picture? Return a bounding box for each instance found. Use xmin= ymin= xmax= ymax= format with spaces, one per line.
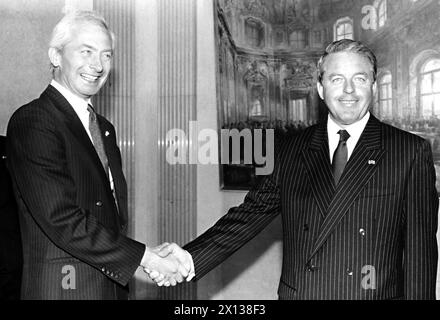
xmin=368 ymin=160 xmax=376 ymax=165
xmin=105 ymin=131 xmax=110 ymax=137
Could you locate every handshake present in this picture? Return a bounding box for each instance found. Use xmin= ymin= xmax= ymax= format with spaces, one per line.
xmin=141 ymin=242 xmax=195 ymax=286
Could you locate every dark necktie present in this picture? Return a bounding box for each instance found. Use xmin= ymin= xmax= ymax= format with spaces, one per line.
xmin=332 ymin=129 xmax=350 ymax=185
xmin=87 ymin=104 xmax=109 ymax=178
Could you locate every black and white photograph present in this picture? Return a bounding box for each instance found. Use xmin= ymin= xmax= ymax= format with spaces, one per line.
xmin=1 ymin=0 xmax=440 ymax=307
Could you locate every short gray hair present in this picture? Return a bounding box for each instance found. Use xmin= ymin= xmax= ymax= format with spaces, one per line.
xmin=317 ymin=39 xmax=377 ymax=83
xmin=49 ymin=10 xmax=115 ymax=51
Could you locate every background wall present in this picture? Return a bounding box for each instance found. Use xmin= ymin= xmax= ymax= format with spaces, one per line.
xmin=129 ymin=0 xmax=282 ymax=300
xmin=196 ymin=1 xmax=282 ymax=300
xmin=0 ymin=0 xmax=65 ymax=134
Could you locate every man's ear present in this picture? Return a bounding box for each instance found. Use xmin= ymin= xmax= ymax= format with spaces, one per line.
xmin=48 ymin=47 xmax=61 ymax=68
xmin=317 ymin=81 xmax=324 ymax=100
xmin=372 ymin=80 xmax=377 ymax=96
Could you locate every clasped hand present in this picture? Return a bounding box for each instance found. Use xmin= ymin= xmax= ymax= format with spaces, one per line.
xmin=141 ymin=243 xmax=195 ymax=286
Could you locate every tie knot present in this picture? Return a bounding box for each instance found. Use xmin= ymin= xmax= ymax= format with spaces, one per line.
xmin=88 ymin=104 xmax=96 ymax=121
xmin=338 ymin=130 xmax=350 ymax=142
xmin=87 ymin=104 xmax=95 ymax=114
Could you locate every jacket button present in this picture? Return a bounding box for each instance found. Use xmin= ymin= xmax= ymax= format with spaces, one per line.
xmin=306 ymin=262 xmax=318 ymax=272
xmin=96 ymin=201 xmax=103 ymax=207
xmin=346 ymin=268 xmax=353 ymax=276
xmin=1 ymin=155 xmax=6 ymax=160
xmin=101 ymin=267 xmax=106 ymax=272
xmin=359 ymin=228 xmax=366 ymax=236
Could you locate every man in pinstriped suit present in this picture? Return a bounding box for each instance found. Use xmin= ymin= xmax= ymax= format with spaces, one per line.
xmin=154 ymin=40 xmax=439 ymax=299
xmin=6 ymin=11 xmax=189 ymax=300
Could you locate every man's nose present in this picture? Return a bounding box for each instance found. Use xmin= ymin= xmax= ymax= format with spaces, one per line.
xmin=89 ymin=55 xmax=103 ymax=73
xmin=343 ymin=79 xmax=354 ymax=94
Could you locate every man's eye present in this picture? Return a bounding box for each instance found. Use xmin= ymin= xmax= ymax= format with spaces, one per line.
xmin=103 ymin=53 xmax=113 ymax=60
xmin=81 ymin=50 xmax=92 ymax=55
xmin=331 ymin=77 xmax=343 ymax=84
xmin=354 ymin=76 xmax=367 ymax=83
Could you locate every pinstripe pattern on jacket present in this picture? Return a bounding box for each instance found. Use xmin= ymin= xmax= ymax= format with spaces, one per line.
xmin=184 ymin=115 xmax=438 ymax=300
xmin=6 ymin=85 xmax=145 ymax=300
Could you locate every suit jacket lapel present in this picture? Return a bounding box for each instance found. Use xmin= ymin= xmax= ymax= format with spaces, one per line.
xmin=42 ymin=85 xmax=110 ymax=186
xmin=307 ymin=115 xmax=386 ymax=261
xmin=302 ymin=122 xmax=335 ymax=219
xmin=98 ymin=119 xmax=128 ymax=226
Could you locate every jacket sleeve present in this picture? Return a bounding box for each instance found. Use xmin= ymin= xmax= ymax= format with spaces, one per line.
xmin=184 ymin=163 xmax=282 ymax=280
xmin=6 ymin=109 xmax=145 ymax=286
xmin=404 ymin=139 xmax=438 ymax=299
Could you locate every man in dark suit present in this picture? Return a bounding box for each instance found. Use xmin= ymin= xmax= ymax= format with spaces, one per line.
xmin=151 ymin=39 xmax=439 ymax=299
xmin=0 ymin=136 xmax=22 ymax=300
xmin=6 ymin=11 xmax=186 ymax=300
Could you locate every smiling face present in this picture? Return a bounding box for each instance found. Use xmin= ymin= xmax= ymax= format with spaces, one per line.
xmin=49 ymin=22 xmax=113 ymax=99
xmin=317 ymin=51 xmax=377 ymax=127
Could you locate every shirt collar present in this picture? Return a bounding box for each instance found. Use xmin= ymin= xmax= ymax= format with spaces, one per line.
xmin=50 ymin=80 xmax=92 ymax=113
xmin=327 ymin=112 xmax=370 ymax=142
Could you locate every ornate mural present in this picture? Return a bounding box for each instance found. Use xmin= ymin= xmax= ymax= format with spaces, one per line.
xmin=215 ymin=0 xmax=440 ymax=190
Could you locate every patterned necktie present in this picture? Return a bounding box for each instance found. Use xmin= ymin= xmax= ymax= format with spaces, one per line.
xmin=332 ymin=129 xmax=350 ymax=185
xmin=87 ymin=104 xmax=109 ymax=178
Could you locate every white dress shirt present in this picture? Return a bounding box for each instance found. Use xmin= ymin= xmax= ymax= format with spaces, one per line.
xmin=50 ymin=80 xmax=115 ymax=191
xmin=327 ymin=112 xmax=370 ymax=164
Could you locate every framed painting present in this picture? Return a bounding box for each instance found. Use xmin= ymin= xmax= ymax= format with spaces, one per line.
xmin=214 ymin=0 xmax=440 ymax=191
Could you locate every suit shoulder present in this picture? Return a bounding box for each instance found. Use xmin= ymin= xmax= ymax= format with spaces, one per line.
xmin=275 ymin=124 xmax=318 ymax=157
xmin=9 ymin=96 xmax=54 ymax=122
xmin=381 ymin=121 xmax=427 ymax=146
xmin=7 ymin=96 xmax=58 ymax=135
xmin=278 ymin=124 xmax=319 ymax=147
